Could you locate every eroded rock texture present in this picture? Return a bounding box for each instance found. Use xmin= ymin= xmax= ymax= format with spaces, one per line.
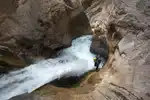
xmin=84 ymin=0 xmax=150 ymax=99
xmin=6 ymin=0 xmax=150 ymax=100
xmin=0 ymin=0 xmax=91 ymax=73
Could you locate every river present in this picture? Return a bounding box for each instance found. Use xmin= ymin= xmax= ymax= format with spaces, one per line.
xmin=0 ymin=35 xmax=105 ymax=100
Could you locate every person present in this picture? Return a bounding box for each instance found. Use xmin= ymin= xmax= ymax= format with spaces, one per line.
xmin=93 ymin=55 xmax=102 ymax=71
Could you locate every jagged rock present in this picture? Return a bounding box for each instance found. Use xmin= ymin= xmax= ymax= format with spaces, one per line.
xmin=29 ymin=0 xmax=150 ymax=100
xmin=2 ymin=0 xmax=150 ymax=100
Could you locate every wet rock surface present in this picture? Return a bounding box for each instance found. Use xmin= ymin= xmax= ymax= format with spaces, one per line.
xmin=9 ymin=93 xmax=40 ymax=100
xmin=3 ymin=0 xmax=150 ymax=100
xmin=90 ymin=35 xmax=109 ymax=60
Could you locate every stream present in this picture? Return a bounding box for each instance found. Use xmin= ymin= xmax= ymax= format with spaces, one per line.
xmin=0 ymin=35 xmax=105 ymax=100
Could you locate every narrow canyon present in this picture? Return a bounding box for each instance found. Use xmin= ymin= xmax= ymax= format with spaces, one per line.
xmin=0 ymin=0 xmax=150 ymax=100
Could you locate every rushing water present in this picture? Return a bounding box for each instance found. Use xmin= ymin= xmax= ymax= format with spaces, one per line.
xmin=0 ymin=35 xmax=105 ymax=100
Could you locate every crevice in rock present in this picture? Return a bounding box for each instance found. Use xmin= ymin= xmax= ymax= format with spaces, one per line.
xmin=50 ymin=71 xmax=97 ymax=88
xmin=50 ymin=76 xmax=84 ymax=88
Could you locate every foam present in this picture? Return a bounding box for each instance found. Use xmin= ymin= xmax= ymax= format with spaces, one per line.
xmin=0 ymin=35 xmax=105 ymax=100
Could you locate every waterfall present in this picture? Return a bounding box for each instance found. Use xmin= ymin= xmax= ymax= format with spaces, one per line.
xmin=0 ymin=35 xmax=105 ymax=100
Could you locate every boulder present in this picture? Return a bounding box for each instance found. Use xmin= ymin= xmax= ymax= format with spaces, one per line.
xmin=0 ymin=0 xmax=92 ymax=72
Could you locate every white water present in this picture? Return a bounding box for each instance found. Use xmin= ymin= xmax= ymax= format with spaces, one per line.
xmin=0 ymin=35 xmax=105 ymax=100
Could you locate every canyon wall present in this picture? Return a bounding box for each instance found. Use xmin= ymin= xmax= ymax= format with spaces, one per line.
xmin=83 ymin=0 xmax=150 ymax=100
xmin=1 ymin=0 xmax=150 ymax=100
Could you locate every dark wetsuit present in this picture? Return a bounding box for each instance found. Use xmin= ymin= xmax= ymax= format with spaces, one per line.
xmin=94 ymin=55 xmax=101 ymax=71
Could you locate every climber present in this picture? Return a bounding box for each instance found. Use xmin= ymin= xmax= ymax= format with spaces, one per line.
xmin=93 ymin=55 xmax=102 ymax=71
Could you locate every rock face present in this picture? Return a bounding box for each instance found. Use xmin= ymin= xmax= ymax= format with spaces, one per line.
xmin=90 ymin=35 xmax=109 ymax=60
xmin=7 ymin=0 xmax=150 ymax=100
xmin=0 ymin=0 xmax=92 ymax=73
xmin=82 ymin=0 xmax=150 ymax=100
